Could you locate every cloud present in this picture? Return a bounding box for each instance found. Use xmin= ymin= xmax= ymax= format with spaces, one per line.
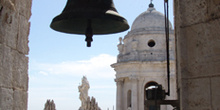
xmin=38 ymin=71 xmax=49 ymax=76
xmin=28 ymin=54 xmax=117 ymax=110
xmin=29 ymin=54 xmax=117 ymax=79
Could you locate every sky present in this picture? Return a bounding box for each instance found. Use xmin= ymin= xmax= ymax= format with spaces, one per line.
xmin=28 ymin=0 xmax=173 ymax=110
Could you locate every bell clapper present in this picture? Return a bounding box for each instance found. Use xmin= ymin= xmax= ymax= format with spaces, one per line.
xmin=85 ymin=19 xmax=93 ymax=47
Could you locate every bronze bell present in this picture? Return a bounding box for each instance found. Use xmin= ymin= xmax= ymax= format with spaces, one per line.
xmin=50 ymin=0 xmax=129 ymax=47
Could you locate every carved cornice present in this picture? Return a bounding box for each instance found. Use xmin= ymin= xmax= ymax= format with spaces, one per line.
xmin=115 ymin=78 xmax=124 ymax=83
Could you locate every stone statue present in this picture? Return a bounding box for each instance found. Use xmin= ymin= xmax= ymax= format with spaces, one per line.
xmin=44 ymin=99 xmax=56 ymax=110
xmin=119 ymin=37 xmax=123 ymax=45
xmin=117 ymin=37 xmax=124 ymax=54
xmin=78 ymin=76 xmax=101 ymax=110
xmin=79 ymin=76 xmax=90 ymax=110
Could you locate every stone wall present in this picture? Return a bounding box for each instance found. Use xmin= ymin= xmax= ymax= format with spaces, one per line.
xmin=174 ymin=0 xmax=220 ymax=109
xmin=0 ymin=0 xmax=31 ymax=110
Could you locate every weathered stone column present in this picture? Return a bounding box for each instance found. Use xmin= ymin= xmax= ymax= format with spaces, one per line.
xmin=115 ymin=78 xmax=124 ymax=110
xmin=130 ymin=76 xmax=138 ymax=110
xmin=0 ymin=0 xmax=32 ymax=110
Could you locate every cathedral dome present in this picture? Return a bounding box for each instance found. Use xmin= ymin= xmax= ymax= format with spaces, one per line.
xmin=131 ymin=4 xmax=172 ymax=31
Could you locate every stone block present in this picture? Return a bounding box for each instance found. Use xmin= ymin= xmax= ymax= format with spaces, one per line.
xmin=14 ymin=0 xmax=32 ymax=19
xmin=211 ymin=76 xmax=220 ymax=110
xmin=0 ymin=87 xmax=13 ymax=110
xmin=208 ymin=19 xmax=220 ymax=41
xmin=4 ymin=12 xmax=19 ymax=49
xmin=13 ymin=90 xmax=28 ymax=110
xmin=181 ymin=78 xmax=211 ymax=110
xmin=12 ymin=50 xmax=29 ymax=91
xmin=0 ymin=44 xmax=13 ymax=87
xmin=207 ymin=19 xmax=220 ymax=63
xmin=179 ymin=23 xmax=217 ymax=78
xmin=186 ymin=62 xmax=215 ymax=78
xmin=179 ymin=0 xmax=208 ymax=26
xmin=208 ymin=0 xmax=220 ymax=20
xmin=17 ymin=15 xmax=29 ymax=54
xmin=0 ymin=2 xmax=19 ymax=49
xmin=186 ymin=24 xmax=213 ymax=62
xmin=213 ymin=61 xmax=220 ymax=75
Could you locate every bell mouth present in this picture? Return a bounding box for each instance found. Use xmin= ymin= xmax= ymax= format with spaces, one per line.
xmin=50 ymin=10 xmax=129 ymax=35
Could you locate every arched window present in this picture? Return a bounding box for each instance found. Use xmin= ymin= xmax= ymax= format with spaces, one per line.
xmin=127 ymin=90 xmax=132 ymax=108
xmin=144 ymin=82 xmax=160 ymax=110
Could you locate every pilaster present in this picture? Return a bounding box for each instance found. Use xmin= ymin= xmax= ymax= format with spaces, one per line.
xmin=115 ymin=78 xmax=124 ymax=110
xmin=130 ymin=75 xmax=139 ymax=110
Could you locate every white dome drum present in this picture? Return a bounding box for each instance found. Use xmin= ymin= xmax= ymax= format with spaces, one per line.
xmin=116 ymin=3 xmax=175 ymax=63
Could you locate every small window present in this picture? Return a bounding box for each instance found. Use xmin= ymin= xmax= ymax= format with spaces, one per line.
xmin=127 ymin=90 xmax=132 ymax=108
xmin=148 ymin=40 xmax=156 ymax=47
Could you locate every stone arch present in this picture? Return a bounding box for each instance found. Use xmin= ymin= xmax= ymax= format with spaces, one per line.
xmin=144 ymin=81 xmax=159 ymax=110
xmin=144 ymin=81 xmax=158 ymax=100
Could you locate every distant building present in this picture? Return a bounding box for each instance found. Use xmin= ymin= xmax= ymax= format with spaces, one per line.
xmin=111 ymin=2 xmax=177 ymax=110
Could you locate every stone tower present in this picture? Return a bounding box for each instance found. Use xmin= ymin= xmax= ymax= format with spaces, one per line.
xmin=111 ymin=3 xmax=177 ymax=110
